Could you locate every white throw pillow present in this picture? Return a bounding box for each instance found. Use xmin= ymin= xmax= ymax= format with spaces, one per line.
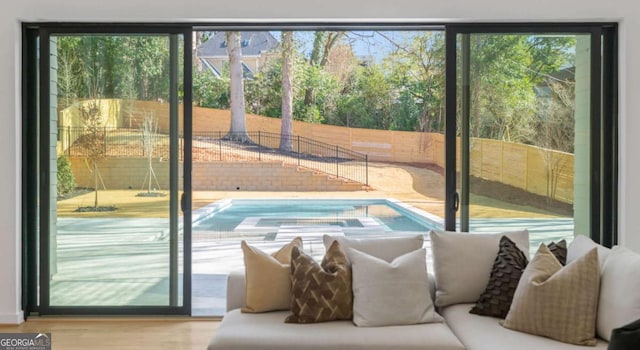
xmin=567 ymin=234 xmax=611 ymax=269
xmin=597 ymin=246 xmax=640 ymax=341
xmin=429 ymin=229 xmax=529 ymax=307
xmin=349 ymin=247 xmax=442 ymax=327
xmin=322 ymin=234 xmax=423 ymax=263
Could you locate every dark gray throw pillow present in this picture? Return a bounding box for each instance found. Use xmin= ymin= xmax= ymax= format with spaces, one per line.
xmin=548 ymin=239 xmax=568 ymax=265
xmin=470 ymin=236 xmax=528 ymax=318
xmin=608 ymin=318 xmax=640 ymax=350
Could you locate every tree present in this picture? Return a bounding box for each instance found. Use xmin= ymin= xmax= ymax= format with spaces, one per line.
xmin=303 ymin=31 xmax=345 ymax=108
xmin=57 ymin=36 xmax=170 ymax=103
xmin=279 ymin=31 xmax=294 ymax=152
xmin=382 ymin=31 xmax=446 ymax=132
xmin=333 ymin=64 xmax=393 ymax=129
xmin=193 ymin=69 xmax=230 ymax=109
xmin=535 ymin=78 xmax=575 ymax=202
xmin=57 ymin=37 xmax=82 ymax=109
xmin=57 ymin=155 xmax=76 ymax=196
xmin=226 ymin=31 xmax=249 ymax=142
xmin=79 ymin=99 xmax=107 ymax=209
xmin=465 ymin=34 xmax=574 ymax=144
xmin=140 ymin=111 xmax=162 ymax=194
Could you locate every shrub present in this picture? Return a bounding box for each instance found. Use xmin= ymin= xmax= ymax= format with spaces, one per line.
xmin=57 ymin=155 xmax=76 ymax=196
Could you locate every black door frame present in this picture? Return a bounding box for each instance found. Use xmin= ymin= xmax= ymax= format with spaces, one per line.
xmin=444 ymin=23 xmax=618 ymax=247
xmin=23 ymin=24 xmax=193 ymax=316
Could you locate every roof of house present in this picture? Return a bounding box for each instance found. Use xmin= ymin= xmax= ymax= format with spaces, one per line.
xmin=197 ymin=31 xmax=280 ymax=58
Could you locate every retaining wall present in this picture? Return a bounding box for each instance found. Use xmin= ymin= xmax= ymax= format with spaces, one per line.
xmin=69 ymin=158 xmax=363 ymax=192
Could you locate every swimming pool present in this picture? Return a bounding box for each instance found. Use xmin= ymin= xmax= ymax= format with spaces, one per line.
xmin=192 ymin=198 xmax=443 ymax=238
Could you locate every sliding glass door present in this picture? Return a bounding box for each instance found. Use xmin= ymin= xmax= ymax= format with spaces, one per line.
xmin=445 ymin=25 xmax=617 ymax=251
xmin=30 ymin=27 xmax=192 ymax=314
xmin=22 ymin=22 xmax=615 ymax=317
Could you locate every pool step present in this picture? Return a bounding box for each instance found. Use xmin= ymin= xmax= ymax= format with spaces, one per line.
xmin=276 ymin=225 xmax=345 ymax=241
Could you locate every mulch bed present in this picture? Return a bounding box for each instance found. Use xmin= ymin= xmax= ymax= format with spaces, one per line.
xmin=390 ymin=162 xmax=572 ymax=217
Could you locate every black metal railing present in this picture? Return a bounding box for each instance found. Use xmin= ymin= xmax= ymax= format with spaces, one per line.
xmin=60 ymin=127 xmax=368 ymax=185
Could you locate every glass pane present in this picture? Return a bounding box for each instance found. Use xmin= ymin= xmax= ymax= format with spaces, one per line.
xmin=50 ymin=34 xmax=184 ymax=306
xmin=190 ymin=30 xmax=447 ymax=315
xmin=457 ymin=33 xmax=591 ymax=256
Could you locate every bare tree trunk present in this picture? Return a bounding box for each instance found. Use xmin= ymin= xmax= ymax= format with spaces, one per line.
xmin=226 ymin=31 xmax=249 ymax=142
xmin=280 ymin=31 xmax=294 ymax=152
xmin=193 ymin=31 xmax=203 ymax=73
xmin=93 ymin=161 xmax=99 ymax=208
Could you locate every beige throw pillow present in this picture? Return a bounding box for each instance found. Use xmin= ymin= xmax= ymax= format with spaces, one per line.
xmin=241 ymin=237 xmax=302 ymax=313
xmin=429 ymin=230 xmax=529 ymax=307
xmin=503 ymin=244 xmax=600 ymax=346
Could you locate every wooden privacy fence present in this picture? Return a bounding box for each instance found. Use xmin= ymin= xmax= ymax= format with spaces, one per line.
xmin=58 ymin=99 xmax=575 ymax=204
xmin=470 ymin=138 xmax=573 ymax=203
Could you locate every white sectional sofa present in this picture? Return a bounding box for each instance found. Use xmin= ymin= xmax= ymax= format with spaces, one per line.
xmin=208 ymin=233 xmax=640 ymax=350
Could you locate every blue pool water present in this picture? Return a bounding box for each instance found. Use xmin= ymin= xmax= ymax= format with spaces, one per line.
xmin=192 ymin=198 xmax=442 ymax=236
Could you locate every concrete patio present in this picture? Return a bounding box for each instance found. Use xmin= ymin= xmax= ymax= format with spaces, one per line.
xmin=52 ymin=213 xmax=574 ymax=316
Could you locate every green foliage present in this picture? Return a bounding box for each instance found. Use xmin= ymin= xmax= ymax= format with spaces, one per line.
xmin=57 ymin=36 xmax=171 ymax=101
xmin=332 ymin=64 xmax=393 ymax=129
xmin=193 ymin=71 xmax=230 ymax=109
xmin=294 ymin=63 xmax=339 ymax=123
xmin=57 ymin=31 xmax=577 ymax=153
xmin=245 ymin=60 xmax=284 ymax=117
xmin=57 ymin=156 xmax=75 ymax=196
xmin=245 ymin=54 xmax=339 ymax=124
xmin=467 ymin=34 xmax=544 ymax=144
xmin=383 ymin=32 xmax=446 ymax=132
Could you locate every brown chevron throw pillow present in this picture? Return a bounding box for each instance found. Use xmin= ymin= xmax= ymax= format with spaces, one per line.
xmin=470 ymin=235 xmax=529 ymax=318
xmin=285 ymin=240 xmax=353 ymax=323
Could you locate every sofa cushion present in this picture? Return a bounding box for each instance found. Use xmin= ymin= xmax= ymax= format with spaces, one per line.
xmin=429 ymin=230 xmax=529 ymax=307
xmin=241 ymin=238 xmax=302 ymax=313
xmin=503 ymin=245 xmax=600 ymax=346
xmin=597 ymin=246 xmax=640 ymax=341
xmin=442 ymin=304 xmax=608 ymax=350
xmin=470 ymin=236 xmax=529 ymax=318
xmin=226 ymin=269 xmax=246 ymax=312
xmin=323 ymin=234 xmax=423 ymax=263
xmin=567 ymin=234 xmax=610 ymax=269
xmin=286 ymin=241 xmax=353 ymax=323
xmin=208 ymin=309 xmax=465 ymax=350
xmin=349 ymin=247 xmax=442 ymax=327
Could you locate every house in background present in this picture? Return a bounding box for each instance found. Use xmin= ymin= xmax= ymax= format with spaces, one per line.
xmin=197 ymin=31 xmax=280 ymax=78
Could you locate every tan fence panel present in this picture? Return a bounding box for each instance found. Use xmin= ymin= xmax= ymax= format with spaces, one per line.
xmin=501 ymin=142 xmax=528 ymax=189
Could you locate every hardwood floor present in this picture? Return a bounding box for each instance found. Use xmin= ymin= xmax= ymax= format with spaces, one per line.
xmin=0 ymin=318 xmax=220 ymax=350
